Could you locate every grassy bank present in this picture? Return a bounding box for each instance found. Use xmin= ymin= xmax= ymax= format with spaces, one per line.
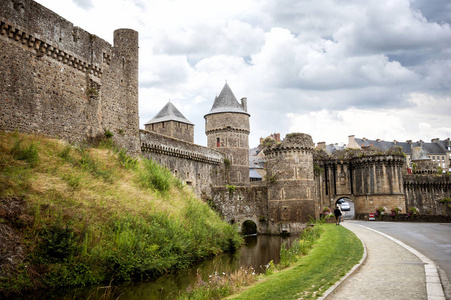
xmin=229 ymin=223 xmax=363 ymax=299
xmin=0 ymin=131 xmax=242 ymax=296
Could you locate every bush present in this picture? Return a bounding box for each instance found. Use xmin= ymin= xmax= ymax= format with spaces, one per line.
xmin=138 ymin=159 xmax=173 ymax=192
xmin=10 ymin=139 xmax=39 ymax=167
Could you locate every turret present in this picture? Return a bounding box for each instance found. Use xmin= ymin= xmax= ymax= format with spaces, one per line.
xmin=263 ymin=133 xmax=316 ymax=234
xmin=204 ymin=83 xmax=250 ymax=185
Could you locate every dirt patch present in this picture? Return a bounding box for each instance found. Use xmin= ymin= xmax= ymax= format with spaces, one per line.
xmin=0 ymin=196 xmax=32 ymax=279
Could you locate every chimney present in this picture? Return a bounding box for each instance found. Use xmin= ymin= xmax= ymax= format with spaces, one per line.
xmin=376 ymin=139 xmax=380 ymax=142
xmin=317 ymin=142 xmax=326 ymax=150
xmin=407 ymin=140 xmax=412 ymax=144
xmin=275 ymin=133 xmax=281 ymax=142
xmin=431 ymin=138 xmax=439 ymax=143
xmin=241 ymin=97 xmax=247 ymax=112
xmin=260 ymin=137 xmax=263 ymax=144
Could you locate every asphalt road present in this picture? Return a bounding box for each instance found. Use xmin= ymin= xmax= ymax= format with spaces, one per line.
xmin=351 ymin=221 xmax=451 ymax=281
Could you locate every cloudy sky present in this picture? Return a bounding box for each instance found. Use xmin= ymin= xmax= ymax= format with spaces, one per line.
xmin=36 ymin=0 xmax=451 ymax=147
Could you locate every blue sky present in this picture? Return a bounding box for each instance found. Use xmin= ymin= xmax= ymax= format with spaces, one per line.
xmin=36 ymin=0 xmax=451 ymax=147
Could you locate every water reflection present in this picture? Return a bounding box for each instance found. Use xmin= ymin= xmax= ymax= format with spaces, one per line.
xmin=21 ymin=235 xmax=298 ymax=300
xmin=112 ymin=235 xmax=298 ymax=299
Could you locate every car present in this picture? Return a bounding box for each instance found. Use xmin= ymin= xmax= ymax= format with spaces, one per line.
xmin=341 ymin=202 xmax=351 ymax=211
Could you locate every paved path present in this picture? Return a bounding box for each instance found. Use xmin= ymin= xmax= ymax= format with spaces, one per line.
xmin=321 ymin=221 xmax=446 ymax=300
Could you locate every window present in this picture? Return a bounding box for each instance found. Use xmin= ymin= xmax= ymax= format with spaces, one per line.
xmin=217 ymin=138 xmax=220 ymax=147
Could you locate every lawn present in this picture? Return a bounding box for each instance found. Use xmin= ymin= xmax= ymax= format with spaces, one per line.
xmin=229 ymin=223 xmax=363 ymax=300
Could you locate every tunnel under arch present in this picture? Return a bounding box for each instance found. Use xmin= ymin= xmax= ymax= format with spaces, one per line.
xmin=241 ymin=220 xmax=257 ymax=235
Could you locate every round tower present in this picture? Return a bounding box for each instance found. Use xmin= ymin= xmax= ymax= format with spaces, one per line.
xmin=264 ymin=133 xmax=316 ymax=234
xmin=352 ymin=153 xmax=405 ymax=214
xmin=112 ymin=28 xmax=139 ymax=154
xmin=204 ymin=83 xmax=250 ymax=185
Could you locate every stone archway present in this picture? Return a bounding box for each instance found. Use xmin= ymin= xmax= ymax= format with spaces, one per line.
xmin=241 ymin=220 xmax=257 ymax=235
xmin=335 ymin=197 xmax=355 ymax=220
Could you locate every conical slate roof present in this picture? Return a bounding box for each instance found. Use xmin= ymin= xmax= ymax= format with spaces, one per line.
xmin=204 ymin=83 xmax=249 ymax=117
xmin=144 ymin=101 xmax=193 ymax=125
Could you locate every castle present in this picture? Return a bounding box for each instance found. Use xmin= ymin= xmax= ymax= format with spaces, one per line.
xmin=1 ymin=0 xmax=450 ymax=235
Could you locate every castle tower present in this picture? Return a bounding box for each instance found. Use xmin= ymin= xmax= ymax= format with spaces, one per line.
xmin=352 ymin=154 xmax=405 ymax=213
xmin=204 ymin=83 xmax=250 ymax=185
xmin=144 ymin=101 xmax=194 ymax=143
xmin=109 ymin=28 xmax=140 ymax=153
xmin=264 ymin=133 xmax=316 ymax=234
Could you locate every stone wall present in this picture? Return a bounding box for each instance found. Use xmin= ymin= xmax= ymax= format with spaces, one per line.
xmin=404 ymin=175 xmax=451 ymax=215
xmin=0 ymin=0 xmax=140 ymax=154
xmin=211 ymin=185 xmax=269 ymax=234
xmin=264 ymin=133 xmax=316 ymax=234
xmin=352 ymin=155 xmax=406 ymax=213
xmin=140 ymin=129 xmax=224 ymax=198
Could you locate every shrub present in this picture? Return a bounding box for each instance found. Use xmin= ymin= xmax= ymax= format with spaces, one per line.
xmin=226 ymin=184 xmax=236 ymax=193
xmin=117 ymin=148 xmax=138 ymax=170
xmin=10 ymin=139 xmax=39 ymax=167
xmin=138 ymin=159 xmax=172 ymax=192
xmin=407 ymin=207 xmax=420 ymax=217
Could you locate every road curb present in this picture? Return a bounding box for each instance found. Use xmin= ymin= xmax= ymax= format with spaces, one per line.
xmin=318 ymin=224 xmax=368 ymax=300
xmin=354 ymin=223 xmax=446 ymax=300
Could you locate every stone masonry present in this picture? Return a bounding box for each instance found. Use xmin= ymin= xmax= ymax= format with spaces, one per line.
xmin=0 ymin=0 xmax=140 ymax=154
xmin=2 ymin=0 xmax=449 ymax=237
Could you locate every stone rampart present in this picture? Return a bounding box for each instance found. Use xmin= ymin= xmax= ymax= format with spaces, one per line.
xmin=140 ymin=130 xmax=224 ymax=198
xmin=211 ymin=185 xmax=269 ymax=234
xmin=0 ymin=0 xmax=140 ymax=153
xmin=404 ymin=175 xmax=451 ymax=215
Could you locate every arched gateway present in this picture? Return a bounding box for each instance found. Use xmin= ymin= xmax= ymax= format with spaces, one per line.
xmin=241 ymin=220 xmax=257 ymax=235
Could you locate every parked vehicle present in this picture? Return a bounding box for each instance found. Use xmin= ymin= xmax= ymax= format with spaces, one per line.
xmin=341 ymin=202 xmax=351 ymax=211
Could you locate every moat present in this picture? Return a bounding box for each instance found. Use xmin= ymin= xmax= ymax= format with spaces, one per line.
xmin=26 ymin=235 xmax=298 ymax=300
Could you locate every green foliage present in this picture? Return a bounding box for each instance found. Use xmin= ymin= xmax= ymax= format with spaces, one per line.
xmin=313 ymin=164 xmax=324 ymax=176
xmin=75 ymin=147 xmax=112 ymax=181
xmin=224 ymin=158 xmax=231 ymax=167
xmin=0 ymin=131 xmax=243 ymax=295
xmin=232 ymin=224 xmax=362 ymax=300
xmin=38 ymin=224 xmax=79 ymax=263
xmin=259 ymin=137 xmax=278 ymax=149
xmin=226 ymin=184 xmax=236 ymax=193
xmin=10 ymin=139 xmax=39 ymax=167
xmin=117 ymin=148 xmax=138 ymax=170
xmin=266 ymin=174 xmax=277 ymax=183
xmin=264 ymin=260 xmax=276 ymax=276
xmin=440 ymin=198 xmax=451 ymax=203
xmin=104 ymin=129 xmax=113 ymax=139
xmin=58 ymin=145 xmax=72 ymax=160
xmin=138 ymin=159 xmax=173 ymax=192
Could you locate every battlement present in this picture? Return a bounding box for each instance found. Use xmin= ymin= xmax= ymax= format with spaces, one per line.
xmin=0 ymin=21 xmax=103 ymax=78
xmin=352 ymin=155 xmax=405 ymax=166
xmin=0 ymin=0 xmax=140 ymax=153
xmin=140 ymin=130 xmax=223 ymax=165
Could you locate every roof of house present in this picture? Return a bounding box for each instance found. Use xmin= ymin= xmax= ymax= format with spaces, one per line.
xmin=204 ymin=83 xmax=249 ymax=117
xmin=249 ymin=155 xmax=265 ymax=169
xmin=249 ymin=168 xmax=263 ymax=179
xmin=353 ymin=138 xmax=450 ymax=156
xmin=144 ymin=101 xmax=193 ymax=125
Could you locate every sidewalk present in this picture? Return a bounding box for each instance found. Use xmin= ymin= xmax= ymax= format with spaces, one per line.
xmin=322 ymin=221 xmax=446 ymax=300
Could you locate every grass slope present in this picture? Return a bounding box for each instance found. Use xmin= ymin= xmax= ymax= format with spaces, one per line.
xmin=0 ymin=131 xmax=242 ymax=296
xmin=230 ymin=223 xmax=363 ymax=300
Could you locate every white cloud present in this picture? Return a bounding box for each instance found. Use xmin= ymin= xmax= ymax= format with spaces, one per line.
xmin=34 ymin=0 xmax=451 ymax=147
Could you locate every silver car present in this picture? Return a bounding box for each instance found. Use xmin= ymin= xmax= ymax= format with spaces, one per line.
xmin=341 ymin=202 xmax=351 ymax=211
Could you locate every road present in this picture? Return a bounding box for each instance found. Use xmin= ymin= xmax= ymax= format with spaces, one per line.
xmin=351 ymin=221 xmax=451 ymax=282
